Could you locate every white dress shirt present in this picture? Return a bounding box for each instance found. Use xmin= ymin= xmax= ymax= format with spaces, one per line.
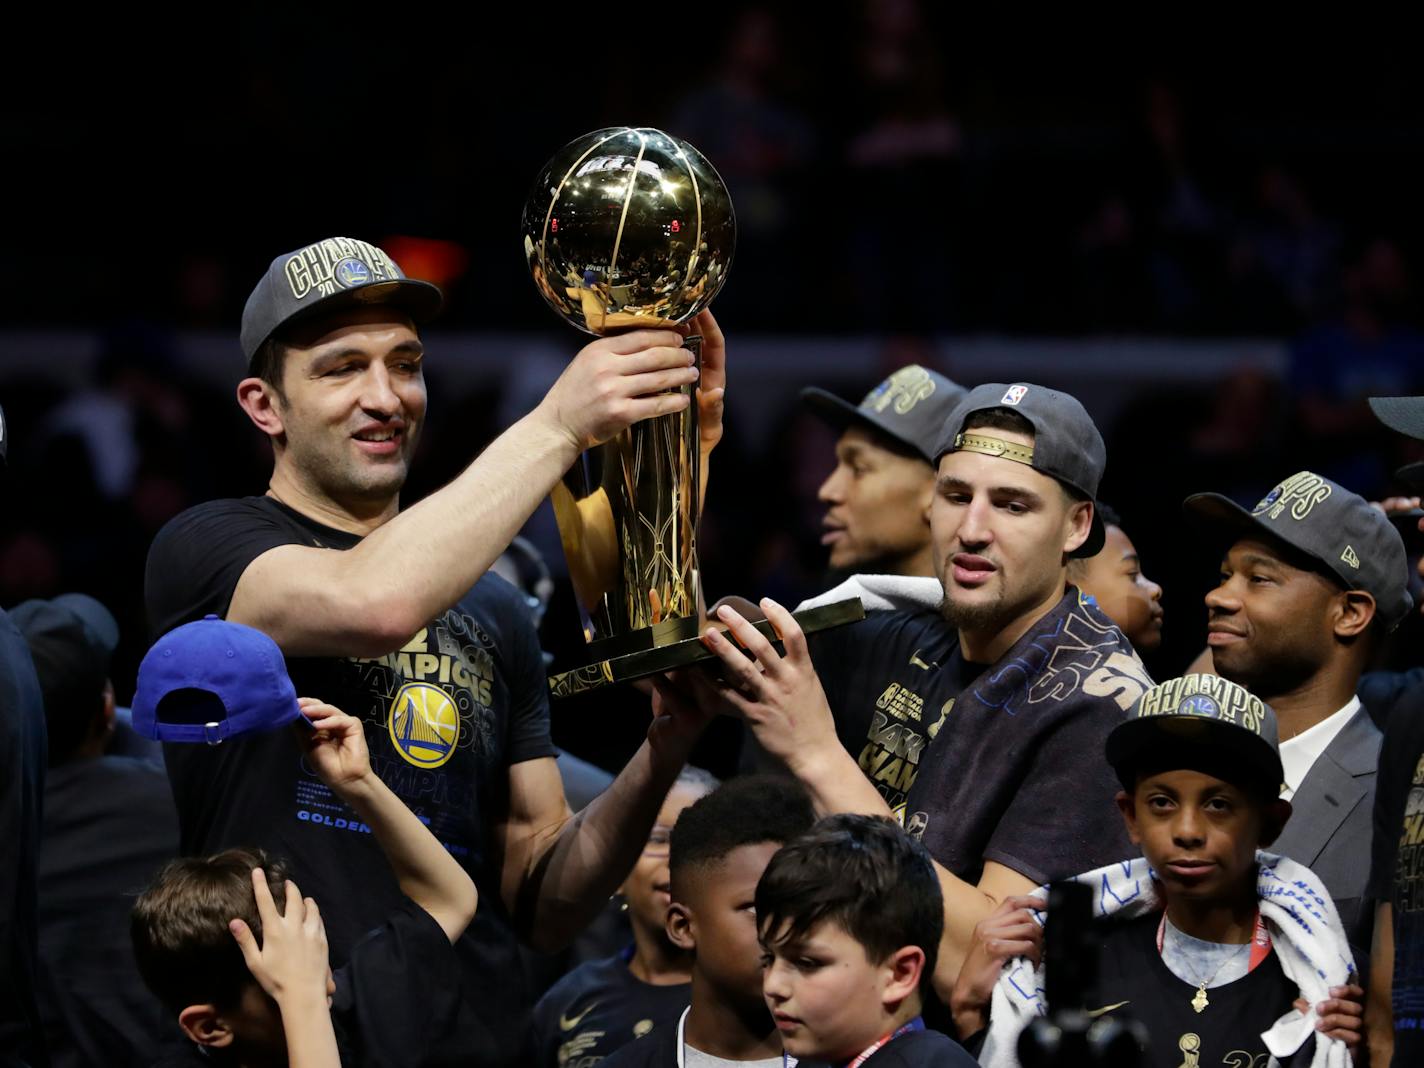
xmin=1278 ymin=695 xmax=1360 ymax=801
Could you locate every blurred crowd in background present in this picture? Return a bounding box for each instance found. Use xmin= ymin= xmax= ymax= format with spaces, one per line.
xmin=5 ymin=2 xmax=1424 ymax=772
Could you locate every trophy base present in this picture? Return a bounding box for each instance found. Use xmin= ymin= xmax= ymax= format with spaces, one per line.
xmin=548 ymin=598 xmax=866 ymax=698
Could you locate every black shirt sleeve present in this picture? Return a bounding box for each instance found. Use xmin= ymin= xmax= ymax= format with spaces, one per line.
xmin=492 ymin=580 xmax=557 ymax=767
xmin=332 ymin=898 xmax=465 ymax=1067
xmin=1368 ymin=688 xmax=1424 ymax=903
xmin=144 ymin=498 xmax=300 ymax=637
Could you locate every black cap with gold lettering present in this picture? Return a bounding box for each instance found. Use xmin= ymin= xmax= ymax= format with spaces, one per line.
xmin=802 ymin=365 xmax=968 ymax=463
xmin=1183 ymin=471 xmax=1412 ymax=629
xmin=240 ymin=236 xmax=443 ymax=369
xmin=1106 ymin=674 xmax=1283 ymax=796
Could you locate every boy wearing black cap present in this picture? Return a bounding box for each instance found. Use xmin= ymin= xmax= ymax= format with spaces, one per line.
xmin=1184 ymin=471 xmax=1411 ymax=968
xmin=962 ymin=674 xmax=1364 ymax=1068
xmin=144 ymin=237 xmax=725 ymax=1065
xmin=661 ymin=382 xmax=1154 ymax=992
xmin=802 ymin=365 xmax=968 ymax=579
xmin=131 ymin=616 xmax=477 ymax=1067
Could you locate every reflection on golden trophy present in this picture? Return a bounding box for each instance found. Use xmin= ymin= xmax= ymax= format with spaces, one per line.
xmin=523 ymin=127 xmax=861 ymax=696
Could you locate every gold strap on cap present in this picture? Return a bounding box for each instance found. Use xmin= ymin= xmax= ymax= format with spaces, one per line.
xmin=953 ymin=433 xmax=1035 ymax=466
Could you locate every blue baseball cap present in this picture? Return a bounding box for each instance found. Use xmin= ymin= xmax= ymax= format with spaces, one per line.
xmin=132 ymin=615 xmax=302 ymax=744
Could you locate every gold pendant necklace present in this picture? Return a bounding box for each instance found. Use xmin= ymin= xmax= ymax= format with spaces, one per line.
xmin=1190 ymin=985 xmax=1210 ymax=1013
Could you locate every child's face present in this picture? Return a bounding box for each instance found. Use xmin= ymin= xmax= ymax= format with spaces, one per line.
xmin=1120 ymin=769 xmax=1264 ymax=904
xmin=621 ymin=783 xmax=705 ymax=941
xmin=681 ymin=842 xmax=783 ymax=1008
xmin=1075 ymin=525 xmax=1164 ymax=651
xmin=761 ymin=920 xmax=913 ymax=1062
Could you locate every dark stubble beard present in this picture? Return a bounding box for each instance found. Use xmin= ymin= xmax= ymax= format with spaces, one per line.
xmin=938 ymin=587 xmax=1011 ymax=634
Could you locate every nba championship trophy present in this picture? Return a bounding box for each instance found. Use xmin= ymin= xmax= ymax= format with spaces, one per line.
xmin=523 ymin=127 xmax=861 ymax=696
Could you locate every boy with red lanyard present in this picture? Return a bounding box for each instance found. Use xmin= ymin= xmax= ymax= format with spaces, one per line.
xmin=954 ymin=674 xmax=1366 ymax=1067
xmin=757 ymin=815 xmax=977 ymax=1067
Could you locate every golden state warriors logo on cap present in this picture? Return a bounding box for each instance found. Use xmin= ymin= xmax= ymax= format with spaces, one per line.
xmin=388 ymin=682 xmax=460 ymax=769
xmin=334 ymin=257 xmax=372 ymax=288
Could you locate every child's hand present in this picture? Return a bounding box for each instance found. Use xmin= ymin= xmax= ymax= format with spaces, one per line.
xmin=229 ymin=868 xmax=335 ymax=1010
xmin=299 ymin=698 xmax=372 ymax=791
xmin=950 ymin=895 xmax=1044 ymax=1038
xmin=1295 ymin=983 xmax=1365 ymax=1049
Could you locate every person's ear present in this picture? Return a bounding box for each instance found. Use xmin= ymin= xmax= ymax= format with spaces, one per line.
xmin=1115 ymin=789 xmax=1142 ymax=845
xmin=1063 ymin=500 xmax=1093 ymax=557
xmin=880 ymin=945 xmax=925 ymax=1009
xmin=666 ymin=901 xmax=696 ymax=953
xmin=178 ymin=1004 xmax=234 ymax=1048
xmin=1258 ymin=798 xmax=1293 ymax=848
xmin=1333 ymin=591 xmax=1376 ymax=642
xmin=237 ymin=378 xmax=287 ymax=439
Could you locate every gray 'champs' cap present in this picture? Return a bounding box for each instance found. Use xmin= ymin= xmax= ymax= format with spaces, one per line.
xmin=240 ymin=236 xmax=444 ymax=366
xmin=1106 ymin=674 xmax=1283 ymax=795
xmin=802 ymin=365 xmax=968 ymax=463
xmin=1183 ymin=470 xmax=1412 ymax=628
xmin=935 ymin=382 xmax=1108 ymax=557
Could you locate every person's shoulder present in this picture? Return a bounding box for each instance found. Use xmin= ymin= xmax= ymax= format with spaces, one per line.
xmin=867 ymin=1027 xmax=978 ymax=1067
xmin=596 ymin=1019 xmax=678 ymax=1068
xmin=534 ymin=953 xmax=628 ymax=1014
xmin=463 ymin=567 xmax=530 ymax=615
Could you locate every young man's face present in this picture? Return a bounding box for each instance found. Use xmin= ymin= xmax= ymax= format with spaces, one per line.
xmin=817 ymin=426 xmax=935 ymax=574
xmin=674 ymin=842 xmax=783 ymax=1010
xmin=620 ymin=783 xmax=708 ymax=944
xmin=261 ymin=307 xmax=427 ymax=509
xmin=1205 ymin=537 xmax=1341 ymax=696
xmin=931 ymin=431 xmax=1090 ymax=636
xmin=761 ymin=920 xmax=912 ymax=1062
xmin=1118 ymin=769 xmax=1266 ymax=905
xmin=1074 ymin=525 xmax=1164 ymax=651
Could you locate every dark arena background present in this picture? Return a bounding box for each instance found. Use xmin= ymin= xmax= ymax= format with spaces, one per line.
xmin=5 ymin=8 xmax=1424 ymax=775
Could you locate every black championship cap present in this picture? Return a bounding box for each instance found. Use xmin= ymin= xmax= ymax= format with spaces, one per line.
xmin=802 ymin=365 xmax=968 ymax=463
xmin=10 ymin=593 xmax=120 ymax=709
xmin=1106 ymin=674 xmax=1283 ymax=795
xmin=1369 ymin=396 xmax=1424 ymax=489
xmin=240 ymin=236 xmax=444 ymax=368
xmin=1183 ymin=470 xmax=1412 ymax=628
xmin=934 ymin=382 xmax=1108 ymax=557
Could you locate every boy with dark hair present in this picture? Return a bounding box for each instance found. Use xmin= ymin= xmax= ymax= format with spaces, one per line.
xmin=601 ymin=775 xmax=818 ymax=1068
xmin=757 ymin=815 xmax=976 ymax=1066
xmin=956 ymin=674 xmax=1365 ymax=1068
xmin=132 ymin=692 xmax=477 ymax=1067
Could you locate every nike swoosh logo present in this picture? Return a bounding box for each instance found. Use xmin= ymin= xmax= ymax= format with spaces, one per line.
xmin=1087 ymin=1001 xmax=1129 ymax=1018
xmin=909 ymin=652 xmax=933 ymax=670
xmin=559 ymin=1002 xmax=599 ymax=1032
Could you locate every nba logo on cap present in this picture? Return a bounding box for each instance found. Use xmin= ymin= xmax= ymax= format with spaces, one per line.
xmin=1001 ymin=385 xmax=1028 ymax=406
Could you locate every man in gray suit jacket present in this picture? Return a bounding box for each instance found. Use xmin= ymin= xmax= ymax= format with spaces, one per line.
xmin=1183 ymin=470 xmax=1413 ymax=974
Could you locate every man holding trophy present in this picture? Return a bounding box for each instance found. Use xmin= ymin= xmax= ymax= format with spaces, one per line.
xmin=144 ymin=220 xmax=726 ymax=1061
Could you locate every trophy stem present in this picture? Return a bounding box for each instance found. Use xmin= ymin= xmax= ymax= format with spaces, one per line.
xmin=550 ymin=337 xmax=703 ymax=662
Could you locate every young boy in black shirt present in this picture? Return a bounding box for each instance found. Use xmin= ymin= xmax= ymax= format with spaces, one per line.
xmin=600 ymin=776 xmax=817 ymax=1068
xmin=132 ymin=698 xmax=477 ymax=1067
xmin=532 ymin=767 xmax=718 ymax=1066
xmin=956 ymin=674 xmax=1367 ymax=1068
xmin=756 ymin=815 xmax=977 ymax=1067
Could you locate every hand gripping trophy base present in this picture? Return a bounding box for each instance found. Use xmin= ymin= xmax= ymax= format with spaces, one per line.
xmin=548 ymin=598 xmax=866 ymax=698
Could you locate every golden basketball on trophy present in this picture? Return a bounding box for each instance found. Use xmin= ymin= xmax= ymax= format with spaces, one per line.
xmin=523 ymin=126 xmax=860 ymax=696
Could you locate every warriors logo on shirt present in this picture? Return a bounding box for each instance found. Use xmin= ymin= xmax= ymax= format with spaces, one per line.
xmin=388 ymin=682 xmax=460 ymax=769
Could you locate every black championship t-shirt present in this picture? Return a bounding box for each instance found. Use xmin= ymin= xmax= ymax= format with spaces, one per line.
xmin=531 ymin=951 xmax=689 ymax=1067
xmin=812 ymin=589 xmax=1150 ymax=884
xmin=144 ymin=496 xmax=558 ymax=1066
xmin=1368 ymin=686 xmax=1424 ymax=1068
xmin=1092 ymin=913 xmax=1310 ymax=1068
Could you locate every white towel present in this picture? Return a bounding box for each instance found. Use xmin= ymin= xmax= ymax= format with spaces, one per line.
xmin=797 ymin=573 xmax=942 ymax=614
xmin=978 ymin=852 xmax=1356 ymax=1068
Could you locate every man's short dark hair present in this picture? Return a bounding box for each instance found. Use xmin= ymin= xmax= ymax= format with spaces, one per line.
xmin=755 ymin=814 xmax=943 ymax=984
xmin=131 ymin=847 xmax=291 ymax=1012
xmin=668 ymin=775 xmax=815 ymax=899
xmin=249 ymin=337 xmax=288 ymax=398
